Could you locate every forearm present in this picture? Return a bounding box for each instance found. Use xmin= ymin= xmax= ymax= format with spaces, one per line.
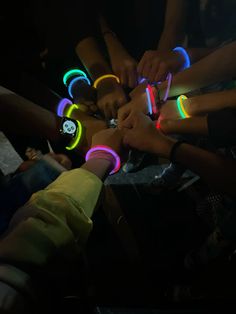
xmin=160 ymin=116 xmax=208 ymax=135
xmin=99 ymin=15 xmax=126 ymax=57
xmin=75 ymin=37 xmax=112 ymax=80
xmin=0 ymin=86 xmax=61 ymax=141
xmin=158 ymin=0 xmax=187 ymax=51
xmin=185 ymin=89 xmax=236 ymax=116
xmin=81 ymin=158 xmax=112 ymax=180
xmin=186 ymin=48 xmax=215 ymax=64
xmin=174 ymin=143 xmax=236 ymax=197
xmin=166 ymin=41 xmax=236 ymax=97
xmin=151 ymin=137 xmax=236 ymax=196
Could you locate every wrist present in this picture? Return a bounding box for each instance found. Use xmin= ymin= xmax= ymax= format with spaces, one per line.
xmin=85 ymin=145 xmax=121 ymax=175
xmin=172 ymin=47 xmax=191 ymax=71
xmin=93 ymin=74 xmax=120 ymax=89
xmin=151 ymin=133 xmax=177 ymax=158
xmin=159 ymin=119 xmax=178 ymax=135
xmin=185 ymin=97 xmax=200 ymax=116
xmin=82 ymin=158 xmax=113 ymax=179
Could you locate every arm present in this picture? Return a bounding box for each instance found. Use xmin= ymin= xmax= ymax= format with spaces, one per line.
xmin=0 ymin=86 xmax=61 ymax=141
xmin=158 ymin=0 xmax=187 ymax=51
xmin=137 ymin=0 xmax=214 ymax=82
xmin=159 ymin=41 xmax=236 ymax=98
xmin=99 ymin=15 xmax=138 ymax=88
xmin=157 ymin=89 xmax=236 ymax=122
xmin=0 ymin=128 xmax=123 ymax=268
xmin=184 ymin=89 xmax=236 ymax=116
xmin=76 ymin=36 xmax=127 ymax=119
xmin=0 ymin=85 xmax=108 ymax=154
xmin=75 ymin=36 xmax=112 ymax=80
xmin=122 ymin=112 xmax=236 ymax=197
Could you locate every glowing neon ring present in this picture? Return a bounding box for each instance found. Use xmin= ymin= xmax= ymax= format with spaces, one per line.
xmin=93 ymin=74 xmax=120 ymax=89
xmin=173 ymin=47 xmax=190 ymax=70
xmin=68 ymin=76 xmax=91 ymax=99
xmin=176 ymin=95 xmax=189 ymax=119
xmin=85 ymin=145 xmax=121 ymax=175
xmin=57 ymin=98 xmax=73 ymax=117
xmin=66 ymin=120 xmax=83 ymax=150
xmin=63 ymin=69 xmax=87 ymax=86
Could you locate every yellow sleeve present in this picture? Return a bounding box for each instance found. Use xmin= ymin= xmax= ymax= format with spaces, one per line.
xmin=0 ymin=168 xmax=103 ymax=266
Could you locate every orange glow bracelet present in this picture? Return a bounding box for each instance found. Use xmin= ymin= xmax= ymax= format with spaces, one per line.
xmin=93 ymin=74 xmax=120 ymax=88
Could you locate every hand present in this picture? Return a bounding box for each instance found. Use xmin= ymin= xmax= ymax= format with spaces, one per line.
xmin=122 ymin=111 xmax=174 ymax=157
xmin=159 ymin=99 xmax=182 ymax=121
xmin=47 ymin=153 xmax=72 ymax=170
xmin=91 ymin=128 xmax=124 ymax=155
xmin=122 ymin=111 xmax=158 ymax=152
xmin=73 ymin=83 xmax=97 ymax=113
xmin=129 ymin=80 xmax=148 ymax=100
xmin=137 ymin=50 xmax=184 ymax=83
xmin=117 ymin=91 xmax=148 ymax=129
xmin=97 ymin=79 xmax=128 ymax=119
xmin=111 ymin=51 xmax=139 ymax=88
xmin=16 ymin=153 xmax=72 ymax=172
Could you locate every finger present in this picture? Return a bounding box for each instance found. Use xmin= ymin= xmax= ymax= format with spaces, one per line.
xmin=117 ymin=95 xmax=128 ymax=109
xmin=117 ymin=106 xmax=131 ymax=129
xmin=137 ymin=52 xmax=150 ymax=75
xmin=122 ymin=116 xmax=134 ymax=129
xmin=122 ymin=131 xmax=133 ymax=147
xmin=142 ymin=61 xmax=152 ymax=80
xmin=137 ymin=55 xmax=146 ymax=74
xmin=111 ymin=103 xmax=118 ymax=119
xmin=103 ymin=103 xmax=113 ymax=120
xmin=154 ymin=62 xmax=168 ymax=83
xmin=120 ymin=69 xmax=128 ymax=87
xmin=148 ymin=59 xmax=161 ymax=83
xmin=127 ymin=68 xmax=138 ymax=89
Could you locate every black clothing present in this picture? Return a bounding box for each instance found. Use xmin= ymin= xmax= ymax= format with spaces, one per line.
xmin=207 ymin=108 xmax=236 ymax=148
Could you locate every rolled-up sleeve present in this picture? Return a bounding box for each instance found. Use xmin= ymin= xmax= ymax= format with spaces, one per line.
xmin=0 ymin=168 xmax=103 ymax=266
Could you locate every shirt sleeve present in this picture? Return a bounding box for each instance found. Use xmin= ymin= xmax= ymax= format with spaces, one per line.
xmin=207 ymin=108 xmax=236 ymax=148
xmin=0 ymin=168 xmax=103 ymax=266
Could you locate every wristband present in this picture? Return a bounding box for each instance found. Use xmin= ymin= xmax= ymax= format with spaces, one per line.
xmin=173 ymin=47 xmax=191 ymax=70
xmin=63 ymin=68 xmax=88 ymax=86
xmin=65 ymin=119 xmax=83 ymax=151
xmin=57 ymin=98 xmax=73 ymax=117
xmin=169 ymin=140 xmax=186 ymax=163
xmin=162 ymin=72 xmax=172 ymax=102
xmin=65 ymin=104 xmax=80 ymax=118
xmin=85 ymin=145 xmax=121 ymax=175
xmin=93 ymin=74 xmax=120 ymax=89
xmin=68 ymin=76 xmax=91 ymax=99
xmin=176 ymin=95 xmax=190 ymax=118
xmin=146 ymin=84 xmax=158 ymax=119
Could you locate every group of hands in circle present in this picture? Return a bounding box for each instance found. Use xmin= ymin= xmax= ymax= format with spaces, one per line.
xmin=78 ymin=49 xmax=186 ymax=167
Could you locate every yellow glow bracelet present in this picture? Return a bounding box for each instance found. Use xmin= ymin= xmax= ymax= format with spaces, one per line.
xmin=177 ymin=95 xmax=190 ymax=118
xmin=93 ymin=74 xmax=120 ymax=88
xmin=66 ymin=120 xmax=83 ymax=150
xmin=65 ymin=104 xmax=80 ymax=118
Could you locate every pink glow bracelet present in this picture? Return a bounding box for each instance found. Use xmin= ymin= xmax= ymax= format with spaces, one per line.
xmin=85 ymin=145 xmax=121 ymax=175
